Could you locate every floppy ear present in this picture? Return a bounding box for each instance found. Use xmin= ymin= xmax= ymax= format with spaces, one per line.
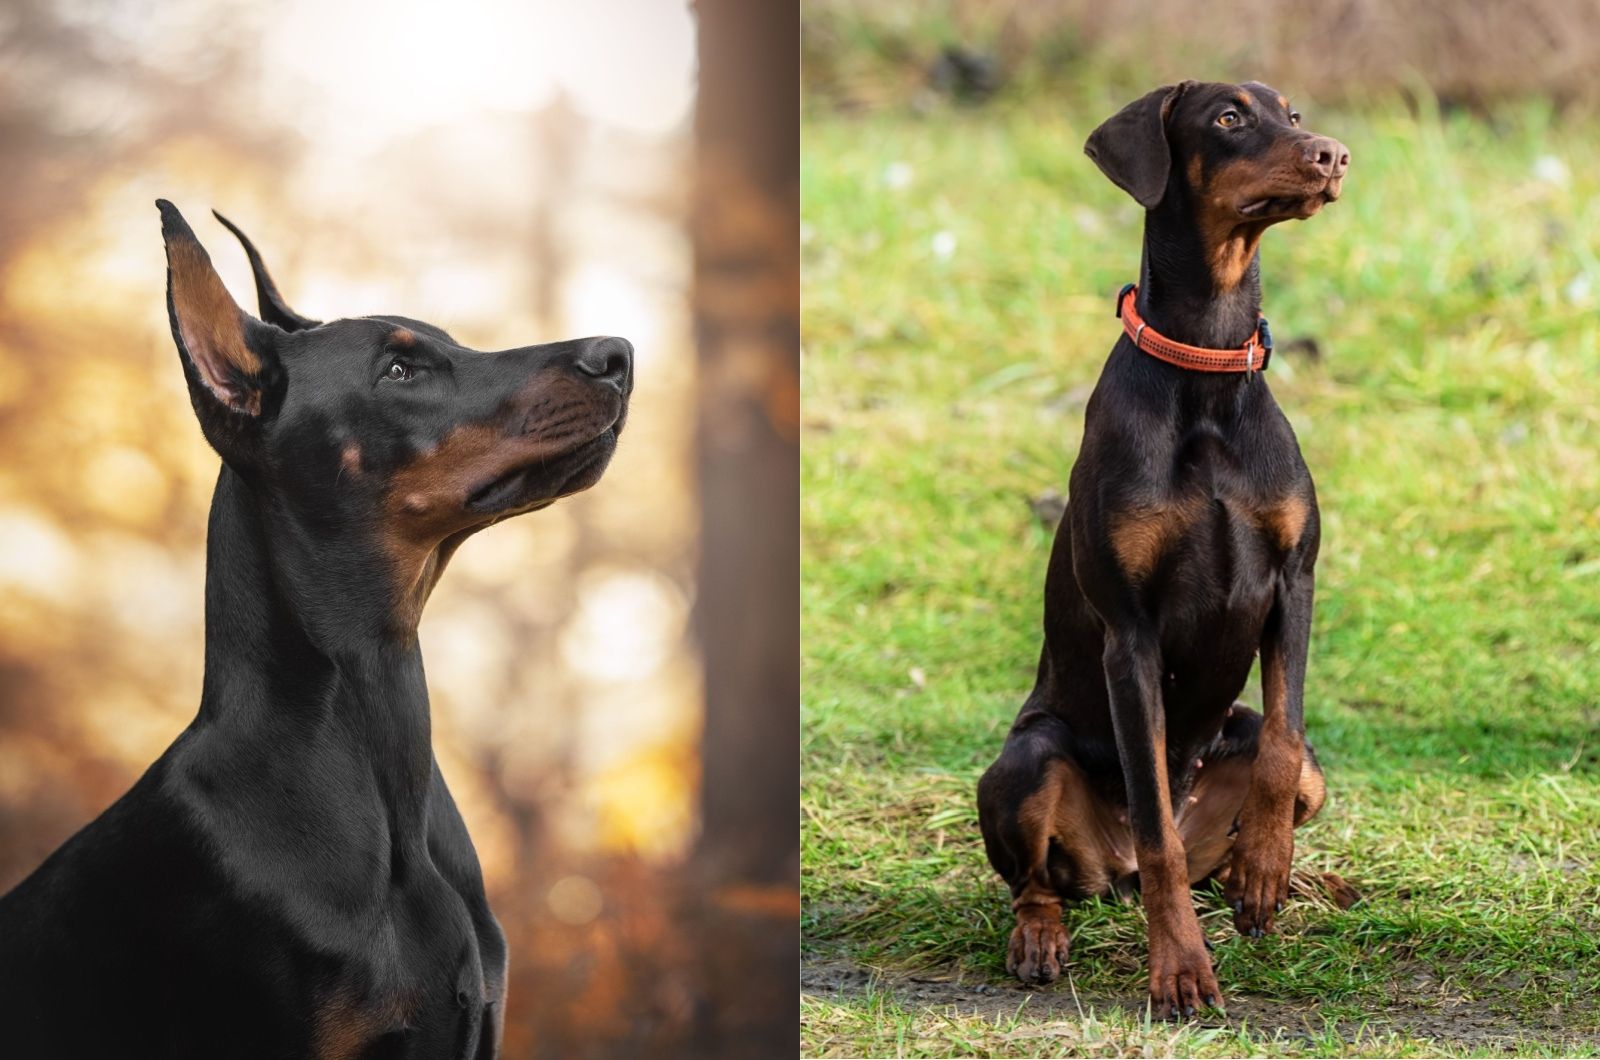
xmin=211 ymin=210 xmax=321 ymax=332
xmin=1083 ymin=82 xmax=1192 ymax=208
xmin=158 ymin=199 xmax=283 ymax=462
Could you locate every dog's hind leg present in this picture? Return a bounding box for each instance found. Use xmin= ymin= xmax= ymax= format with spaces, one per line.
xmin=1178 ymin=705 xmax=1328 ymax=886
xmin=978 ymin=711 xmax=1132 ymax=984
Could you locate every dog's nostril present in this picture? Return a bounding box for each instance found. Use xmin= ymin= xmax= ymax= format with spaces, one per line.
xmin=1306 ymin=138 xmax=1349 ymax=176
xmin=574 ymin=336 xmax=633 ymax=383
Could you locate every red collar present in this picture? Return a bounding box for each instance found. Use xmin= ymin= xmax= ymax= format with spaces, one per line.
xmin=1116 ymin=284 xmax=1272 ymax=373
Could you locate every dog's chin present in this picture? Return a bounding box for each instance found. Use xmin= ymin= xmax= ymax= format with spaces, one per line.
xmin=464 ymin=429 xmax=619 ymax=517
xmin=1236 ymin=184 xmax=1339 ymax=222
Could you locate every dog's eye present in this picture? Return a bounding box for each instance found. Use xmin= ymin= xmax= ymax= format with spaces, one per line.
xmin=1289 ymin=111 xmax=1302 ymax=127
xmin=1216 ymin=110 xmax=1241 ymax=128
xmin=384 ymin=359 xmax=414 ymax=383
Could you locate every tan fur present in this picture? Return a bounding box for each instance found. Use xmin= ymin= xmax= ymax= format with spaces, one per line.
xmin=168 ymin=237 xmax=261 ymax=412
xmin=1240 ymin=654 xmax=1307 ymax=837
xmin=380 ymin=369 xmax=612 ymax=622
xmin=1016 ymin=759 xmax=1136 ymax=904
xmin=1193 ymin=139 xmax=1320 ymax=292
xmin=313 ymin=990 xmax=407 ymax=1060
xmin=1255 ymin=494 xmax=1309 ymax=550
xmin=382 ymin=422 xmax=506 ymax=623
xmin=1008 ymin=731 xmax=1325 ymax=903
xmin=1175 ymin=754 xmax=1253 ymax=883
xmin=1294 ymin=754 xmax=1327 ymax=825
xmin=388 ymin=328 xmax=416 ymax=347
xmin=1193 ymin=158 xmax=1273 ymax=292
xmin=1109 ymin=498 xmax=1204 ymax=582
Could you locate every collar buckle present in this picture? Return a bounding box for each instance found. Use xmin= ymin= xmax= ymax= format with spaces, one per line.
xmin=1115 ymin=283 xmax=1136 ymax=319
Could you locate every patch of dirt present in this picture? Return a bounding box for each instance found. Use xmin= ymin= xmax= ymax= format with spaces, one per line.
xmin=802 ymin=958 xmax=1600 ymax=1052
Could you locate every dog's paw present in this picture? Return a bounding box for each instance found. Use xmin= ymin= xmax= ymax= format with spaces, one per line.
xmin=1225 ymin=828 xmax=1293 ymax=937
xmin=1147 ymin=932 xmax=1222 ymax=1019
xmin=1006 ymin=914 xmax=1070 ymax=985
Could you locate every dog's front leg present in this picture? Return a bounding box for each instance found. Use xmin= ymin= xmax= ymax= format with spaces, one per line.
xmin=1103 ymin=625 xmax=1221 ymax=1017
xmin=1227 ymin=565 xmax=1314 ymax=937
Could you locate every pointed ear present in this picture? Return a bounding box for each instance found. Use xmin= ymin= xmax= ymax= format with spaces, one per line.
xmin=1083 ymin=82 xmax=1192 ymax=208
xmin=211 ymin=210 xmax=321 ymax=332
xmin=158 ymin=200 xmax=283 ymax=461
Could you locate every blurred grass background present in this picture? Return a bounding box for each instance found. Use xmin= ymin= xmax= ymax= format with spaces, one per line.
xmin=800 ymin=2 xmax=1600 ymax=1056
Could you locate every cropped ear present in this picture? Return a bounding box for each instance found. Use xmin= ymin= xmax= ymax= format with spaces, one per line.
xmin=211 ymin=210 xmax=321 ymax=332
xmin=1083 ymin=82 xmax=1192 ymax=208
xmin=158 ymin=200 xmax=284 ymax=461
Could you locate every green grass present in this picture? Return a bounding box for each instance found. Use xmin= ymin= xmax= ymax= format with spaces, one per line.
xmin=801 ymin=90 xmax=1600 ymax=1058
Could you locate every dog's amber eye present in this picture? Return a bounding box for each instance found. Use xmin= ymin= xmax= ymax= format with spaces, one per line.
xmin=384 ymin=360 xmax=414 ymax=382
xmin=1289 ymin=111 xmax=1302 ymax=127
xmin=1216 ymin=110 xmax=1240 ymax=128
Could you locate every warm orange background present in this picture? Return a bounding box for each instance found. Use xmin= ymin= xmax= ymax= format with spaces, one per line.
xmin=0 ymin=1 xmax=712 ymax=1053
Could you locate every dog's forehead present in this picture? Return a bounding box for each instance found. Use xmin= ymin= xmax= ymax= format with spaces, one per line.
xmin=1241 ymin=81 xmax=1291 ymax=112
xmin=362 ymin=315 xmax=459 ymax=346
xmin=1179 ymin=81 xmax=1289 ymax=115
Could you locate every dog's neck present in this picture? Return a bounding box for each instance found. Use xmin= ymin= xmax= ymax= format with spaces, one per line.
xmin=192 ymin=466 xmax=434 ymax=833
xmin=1136 ymin=197 xmax=1264 ymax=351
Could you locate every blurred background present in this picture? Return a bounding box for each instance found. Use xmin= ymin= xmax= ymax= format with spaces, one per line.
xmin=0 ymin=1 xmax=796 ymax=1057
xmin=803 ymin=0 xmax=1600 ymax=111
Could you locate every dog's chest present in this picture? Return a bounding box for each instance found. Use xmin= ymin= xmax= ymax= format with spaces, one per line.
xmin=1106 ymin=453 xmax=1307 ymax=588
xmin=307 ymin=875 xmax=494 ymax=1058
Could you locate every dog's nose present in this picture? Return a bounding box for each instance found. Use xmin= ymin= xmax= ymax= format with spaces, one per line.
xmin=1304 ymin=136 xmax=1350 ymax=179
xmin=573 ymin=336 xmax=633 ymax=389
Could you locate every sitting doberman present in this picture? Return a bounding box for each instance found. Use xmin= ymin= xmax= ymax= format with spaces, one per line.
xmin=977 ymin=81 xmax=1349 ymax=1017
xmin=0 ymin=202 xmax=633 ymax=1058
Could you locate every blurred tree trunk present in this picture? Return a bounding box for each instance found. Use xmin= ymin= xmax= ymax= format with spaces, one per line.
xmin=690 ymin=0 xmax=798 ymax=1056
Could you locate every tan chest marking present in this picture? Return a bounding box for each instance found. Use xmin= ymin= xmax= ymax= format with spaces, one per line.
xmin=1108 ymin=497 xmax=1205 ymax=583
xmin=1109 ymin=493 xmax=1307 ymax=582
xmin=1254 ymin=495 xmax=1309 ymax=551
xmin=314 ymin=992 xmax=408 ymax=1060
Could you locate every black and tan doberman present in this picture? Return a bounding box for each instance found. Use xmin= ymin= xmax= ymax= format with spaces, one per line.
xmin=0 ymin=202 xmax=632 ymax=1058
xmin=977 ymin=81 xmax=1349 ymax=1017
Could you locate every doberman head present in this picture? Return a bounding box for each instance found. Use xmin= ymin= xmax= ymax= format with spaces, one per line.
xmin=1085 ymin=80 xmax=1349 ymax=307
xmin=156 ymin=200 xmax=632 ymax=633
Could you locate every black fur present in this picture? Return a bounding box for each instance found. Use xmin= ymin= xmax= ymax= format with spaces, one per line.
xmin=0 ymin=203 xmax=635 ymax=1058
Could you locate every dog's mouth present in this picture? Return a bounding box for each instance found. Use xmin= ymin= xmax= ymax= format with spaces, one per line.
xmin=1237 ymin=178 xmax=1340 ymax=221
xmin=464 ymin=425 xmax=620 ymax=516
